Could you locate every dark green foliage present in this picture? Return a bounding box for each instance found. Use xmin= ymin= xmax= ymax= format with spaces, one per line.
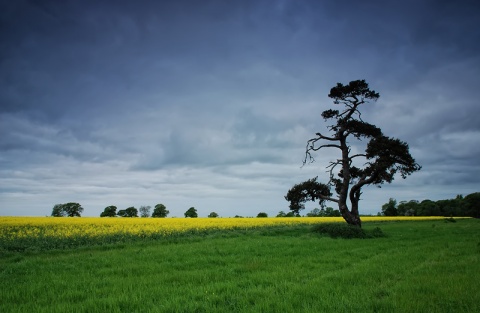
xmin=277 ymin=211 xmax=299 ymax=217
xmin=464 ymin=192 xmax=480 ymax=218
xmin=312 ymin=223 xmax=386 ymax=239
xmin=328 ymin=79 xmax=380 ymax=102
xmin=257 ymin=212 xmax=268 ymax=218
xmin=285 ymin=177 xmax=332 ymax=214
xmin=125 ymin=207 xmax=138 ymax=217
xmin=117 ymin=207 xmax=138 ymax=217
xmin=51 ymin=203 xmax=83 ymax=217
xmin=51 ymin=204 xmax=65 ymax=217
xmin=387 ymin=193 xmax=479 ymax=217
xmin=184 ymin=207 xmax=198 ymax=218
xmin=365 ymin=136 xmax=421 ymax=182
xmin=62 ymin=203 xmax=84 ymax=217
xmin=152 ymin=204 xmax=169 ymax=218
xmin=381 ymin=198 xmax=398 ymax=216
xmin=208 ymin=212 xmax=219 ymax=218
xmin=307 ymin=207 xmax=341 ymax=217
xmin=100 ymin=206 xmax=117 ymax=217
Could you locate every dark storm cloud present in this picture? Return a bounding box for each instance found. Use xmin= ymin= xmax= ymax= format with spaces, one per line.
xmin=1 ymin=0 xmax=479 ymax=216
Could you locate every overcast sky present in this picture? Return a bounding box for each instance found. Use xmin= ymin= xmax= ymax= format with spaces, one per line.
xmin=1 ymin=0 xmax=479 ymax=217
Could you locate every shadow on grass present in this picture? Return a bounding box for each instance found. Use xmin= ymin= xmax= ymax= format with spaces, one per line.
xmin=312 ymin=223 xmax=386 ymax=239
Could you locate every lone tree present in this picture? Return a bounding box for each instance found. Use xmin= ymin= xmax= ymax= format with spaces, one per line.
xmin=125 ymin=207 xmax=138 ymax=217
xmin=117 ymin=207 xmax=138 ymax=217
xmin=285 ymin=80 xmax=421 ymax=227
xmin=152 ymin=204 xmax=169 ymax=218
xmin=100 ymin=205 xmax=117 ymax=217
xmin=184 ymin=207 xmax=198 ymax=218
xmin=51 ymin=203 xmax=84 ymax=217
xmin=139 ymin=205 xmax=151 ymax=218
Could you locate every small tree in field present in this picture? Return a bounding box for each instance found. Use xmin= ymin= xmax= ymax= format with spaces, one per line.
xmin=100 ymin=205 xmax=117 ymax=217
xmin=51 ymin=203 xmax=83 ymax=217
xmin=184 ymin=207 xmax=198 ymax=218
xmin=51 ymin=204 xmax=65 ymax=217
xmin=152 ymin=204 xmax=169 ymax=218
xmin=381 ymin=198 xmax=398 ymax=216
xmin=257 ymin=212 xmax=268 ymax=218
xmin=208 ymin=212 xmax=219 ymax=218
xmin=125 ymin=207 xmax=138 ymax=217
xmin=285 ymin=80 xmax=421 ymax=227
xmin=139 ymin=205 xmax=151 ymax=218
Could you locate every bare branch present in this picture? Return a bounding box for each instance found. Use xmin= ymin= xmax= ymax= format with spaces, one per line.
xmin=318 ymin=195 xmax=339 ymax=203
xmin=349 ymin=153 xmax=367 ymax=160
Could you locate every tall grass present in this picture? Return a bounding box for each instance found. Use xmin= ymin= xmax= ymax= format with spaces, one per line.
xmin=1 ymin=219 xmax=478 ymax=312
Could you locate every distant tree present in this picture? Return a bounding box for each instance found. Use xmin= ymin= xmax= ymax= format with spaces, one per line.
xmin=234 ymin=215 xmax=243 ymax=218
xmin=117 ymin=209 xmax=127 ymax=217
xmin=285 ymin=80 xmax=421 ymax=227
xmin=397 ymin=200 xmax=419 ymax=216
xmin=463 ymin=192 xmax=480 ymax=218
xmin=62 ymin=203 xmax=84 ymax=217
xmin=139 ymin=205 xmax=151 ymax=218
xmin=208 ymin=212 xmax=219 ymax=218
xmin=152 ymin=204 xmax=169 ymax=218
xmin=51 ymin=203 xmax=83 ymax=217
xmin=381 ymin=198 xmax=398 ymax=216
xmin=51 ymin=204 xmax=66 ymax=217
xmin=276 ymin=211 xmax=287 ymax=217
xmin=306 ymin=208 xmax=323 ymax=217
xmin=184 ymin=207 xmax=198 ymax=218
xmin=125 ymin=207 xmax=138 ymax=217
xmin=100 ymin=205 xmax=117 ymax=217
xmin=325 ymin=207 xmax=341 ymax=217
xmin=417 ymin=200 xmax=438 ymax=216
xmin=257 ymin=212 xmax=268 ymax=218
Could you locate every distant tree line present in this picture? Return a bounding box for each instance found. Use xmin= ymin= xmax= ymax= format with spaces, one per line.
xmin=276 ymin=207 xmax=341 ymax=217
xmin=379 ymin=192 xmax=480 ymax=218
xmin=51 ymin=203 xmax=223 ymax=218
xmin=50 ymin=202 xmax=349 ymax=218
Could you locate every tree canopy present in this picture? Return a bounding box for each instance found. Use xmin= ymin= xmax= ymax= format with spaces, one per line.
xmin=117 ymin=207 xmax=138 ymax=217
xmin=139 ymin=205 xmax=151 ymax=218
xmin=51 ymin=203 xmax=84 ymax=217
xmin=184 ymin=207 xmax=198 ymax=218
xmin=100 ymin=205 xmax=117 ymax=217
xmin=286 ymin=80 xmax=421 ymax=227
xmin=381 ymin=193 xmax=479 ymax=218
xmin=152 ymin=204 xmax=169 ymax=218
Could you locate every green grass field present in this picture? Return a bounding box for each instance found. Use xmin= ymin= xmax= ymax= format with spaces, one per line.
xmin=1 ymin=219 xmax=479 ymax=312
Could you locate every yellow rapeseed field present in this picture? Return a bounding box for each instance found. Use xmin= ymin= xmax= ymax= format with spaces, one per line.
xmin=0 ymin=216 xmax=451 ymax=241
xmin=2 ymin=216 xmax=465 ymax=251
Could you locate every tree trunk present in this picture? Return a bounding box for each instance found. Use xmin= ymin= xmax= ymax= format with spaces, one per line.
xmin=339 ymin=203 xmax=362 ymax=228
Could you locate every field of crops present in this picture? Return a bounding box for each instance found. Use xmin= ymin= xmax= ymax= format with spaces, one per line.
xmin=1 ymin=217 xmax=479 ymax=312
xmin=0 ymin=216 xmax=451 ymax=251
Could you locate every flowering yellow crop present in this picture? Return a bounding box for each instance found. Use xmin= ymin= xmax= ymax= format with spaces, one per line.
xmin=0 ymin=216 xmax=461 ymax=251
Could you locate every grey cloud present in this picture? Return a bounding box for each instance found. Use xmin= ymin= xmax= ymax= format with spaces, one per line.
xmin=1 ymin=0 xmax=479 ymax=217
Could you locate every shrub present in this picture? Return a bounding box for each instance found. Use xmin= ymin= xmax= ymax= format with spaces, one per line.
xmin=312 ymin=223 xmax=385 ymax=239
